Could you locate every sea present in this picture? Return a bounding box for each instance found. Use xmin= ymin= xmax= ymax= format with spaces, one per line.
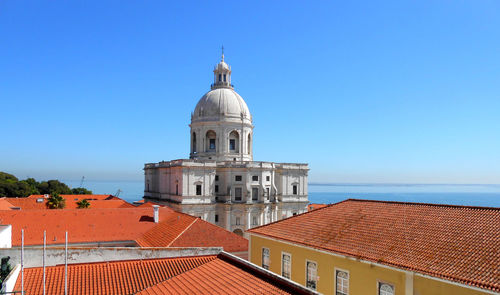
xmin=62 ymin=180 xmax=500 ymax=207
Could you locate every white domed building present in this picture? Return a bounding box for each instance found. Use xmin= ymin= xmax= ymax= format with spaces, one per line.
xmin=144 ymin=53 xmax=308 ymax=237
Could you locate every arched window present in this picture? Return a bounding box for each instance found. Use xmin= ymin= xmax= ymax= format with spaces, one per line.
xmin=206 ymin=130 xmax=216 ymax=152
xmin=247 ymin=133 xmax=252 ymax=155
xmin=223 ymin=74 xmax=227 ymax=82
xmin=336 ymin=270 xmax=349 ymax=295
xmin=306 ymin=261 xmax=317 ymax=290
xmin=192 ymin=132 xmax=197 ymax=153
xmin=379 ymin=283 xmax=394 ymax=295
xmin=218 ymin=74 xmax=222 ymax=82
xmin=229 ymin=130 xmax=240 ymax=153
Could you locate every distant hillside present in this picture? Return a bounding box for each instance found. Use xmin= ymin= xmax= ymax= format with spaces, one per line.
xmin=0 ymin=171 xmax=92 ymax=198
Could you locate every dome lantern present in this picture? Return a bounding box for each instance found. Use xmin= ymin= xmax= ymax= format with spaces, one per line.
xmin=211 ymin=46 xmax=232 ymax=90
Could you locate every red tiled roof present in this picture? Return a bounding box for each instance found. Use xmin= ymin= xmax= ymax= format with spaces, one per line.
xmin=307 ymin=203 xmax=328 ymax=211
xmin=137 ymin=256 xmax=293 ymax=295
xmin=4 ymin=197 xmax=133 ymax=210
xmin=248 ymin=199 xmax=500 ymax=293
xmin=170 ymin=219 xmax=248 ymax=252
xmin=14 ymin=253 xmax=315 ymax=295
xmin=14 ymin=255 xmax=217 ymax=295
xmin=0 ymin=207 xmax=248 ymax=253
xmin=28 ymin=194 xmax=115 ymax=200
xmin=0 ymin=198 xmax=14 ymax=210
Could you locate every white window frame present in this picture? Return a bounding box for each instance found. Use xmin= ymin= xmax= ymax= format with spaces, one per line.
xmin=281 ymin=252 xmax=292 ymax=279
xmin=335 ymin=267 xmax=349 ymax=295
xmin=262 ymin=247 xmax=270 ymax=270
xmin=305 ymin=259 xmax=318 ymax=290
xmin=252 ymin=216 xmax=258 ymax=226
xmin=377 ymin=281 xmax=395 ymax=295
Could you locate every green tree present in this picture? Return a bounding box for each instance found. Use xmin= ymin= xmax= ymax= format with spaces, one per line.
xmin=22 ymin=178 xmax=40 ymax=195
xmin=76 ymin=199 xmax=91 ymax=209
xmin=0 ymin=172 xmax=20 ymax=197
xmin=72 ymin=187 xmax=93 ymax=195
xmin=38 ymin=180 xmax=72 ymax=195
xmin=46 ymin=193 xmax=66 ymax=209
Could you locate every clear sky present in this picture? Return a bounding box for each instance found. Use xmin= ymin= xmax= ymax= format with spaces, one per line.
xmin=1 ymin=1 xmax=499 ymax=184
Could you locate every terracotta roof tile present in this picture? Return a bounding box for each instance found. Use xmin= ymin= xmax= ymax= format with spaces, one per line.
xmin=248 ymin=199 xmax=500 ymax=293
xmin=0 ymin=198 xmax=14 ymax=210
xmin=4 ymin=195 xmax=132 ymax=210
xmin=14 ymin=255 xmax=217 ymax=295
xmin=170 ymin=219 xmax=249 ymax=252
xmin=137 ymin=257 xmax=293 ymax=295
xmin=307 ymin=203 xmax=328 ymax=211
xmin=1 ymin=207 xmax=248 ymax=253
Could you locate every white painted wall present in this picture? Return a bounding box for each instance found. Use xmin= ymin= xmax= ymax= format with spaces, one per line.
xmin=0 ymin=225 xmax=12 ymax=248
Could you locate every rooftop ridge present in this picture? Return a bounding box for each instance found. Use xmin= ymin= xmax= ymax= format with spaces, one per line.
xmin=24 ymin=254 xmax=218 ymax=269
xmin=247 ymin=199 xmax=347 ymax=233
xmin=345 ymin=198 xmax=500 ymax=210
xmin=165 ymin=217 xmax=198 ymax=247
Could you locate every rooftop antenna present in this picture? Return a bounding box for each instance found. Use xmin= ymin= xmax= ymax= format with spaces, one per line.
xmin=43 ymin=230 xmax=46 ymax=295
xmin=21 ymin=229 xmax=24 ymax=295
xmin=79 ymin=176 xmax=85 ymax=188
xmin=64 ymin=231 xmax=68 ymax=295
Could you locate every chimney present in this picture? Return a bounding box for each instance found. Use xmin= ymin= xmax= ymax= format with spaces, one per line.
xmin=153 ymin=205 xmax=160 ymax=223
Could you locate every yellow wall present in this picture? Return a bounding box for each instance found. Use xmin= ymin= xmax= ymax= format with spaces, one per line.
xmin=250 ymin=234 xmax=491 ymax=295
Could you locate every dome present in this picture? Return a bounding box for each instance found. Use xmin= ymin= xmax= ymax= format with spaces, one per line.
xmin=192 ymin=88 xmax=251 ymax=123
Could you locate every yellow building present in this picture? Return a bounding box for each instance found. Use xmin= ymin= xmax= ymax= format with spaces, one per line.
xmin=248 ymin=199 xmax=499 ymax=295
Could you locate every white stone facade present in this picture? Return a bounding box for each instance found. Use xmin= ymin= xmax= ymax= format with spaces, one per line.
xmin=144 ymin=53 xmax=308 ymax=237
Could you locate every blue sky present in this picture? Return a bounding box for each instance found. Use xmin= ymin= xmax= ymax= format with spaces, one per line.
xmin=1 ymin=1 xmax=499 ymax=184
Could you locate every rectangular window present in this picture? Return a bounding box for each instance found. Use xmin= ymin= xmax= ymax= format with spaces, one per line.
xmin=215 ymin=214 xmax=219 ymax=222
xmin=282 ymin=253 xmax=291 ymax=279
xmin=336 ymin=270 xmax=349 ymax=295
xmin=262 ymin=248 xmax=270 ymax=270
xmin=306 ymin=261 xmax=317 ymax=290
xmin=235 ymin=187 xmax=242 ymax=201
xmin=229 ymin=139 xmax=236 ymax=150
xmin=252 ymin=175 xmax=259 ymax=181
xmin=235 ymin=217 xmax=241 ymax=225
xmin=378 ymin=283 xmax=394 ymax=295
xmin=209 ymin=138 xmax=216 ymax=150
xmin=215 ymin=185 xmax=219 ymax=193
xmin=252 ymin=216 xmax=258 ymax=225
xmin=266 ymin=187 xmax=270 ymax=200
xmin=293 ymin=185 xmax=298 ymax=195
xmin=196 ymin=184 xmax=202 ymax=196
xmin=223 ymin=74 xmax=227 ymax=82
xmin=252 ymin=187 xmax=259 ymax=201
xmin=215 ymin=175 xmax=219 ymax=181
xmin=266 ymin=176 xmax=270 ymax=181
xmin=235 ymin=175 xmax=242 ymax=181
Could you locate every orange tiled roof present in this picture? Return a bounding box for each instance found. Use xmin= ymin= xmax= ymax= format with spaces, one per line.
xmin=137 ymin=256 xmax=293 ymax=295
xmin=248 ymin=199 xmax=500 ymax=293
xmin=170 ymin=218 xmax=248 ymax=252
xmin=0 ymin=198 xmax=14 ymax=210
xmin=307 ymin=203 xmax=328 ymax=211
xmin=14 ymin=255 xmax=217 ymax=295
xmin=28 ymin=194 xmax=115 ymax=200
xmin=14 ymin=253 xmax=314 ymax=295
xmin=3 ymin=196 xmax=132 ymax=210
xmin=136 ymin=215 xmax=248 ymax=253
xmin=0 ymin=207 xmax=248 ymax=252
